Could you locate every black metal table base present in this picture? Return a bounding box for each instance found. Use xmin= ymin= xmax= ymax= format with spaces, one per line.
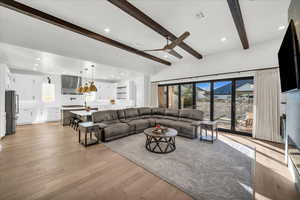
xmin=78 ymin=129 xmax=100 ymax=147
xmin=145 ymin=135 xmax=176 ymax=154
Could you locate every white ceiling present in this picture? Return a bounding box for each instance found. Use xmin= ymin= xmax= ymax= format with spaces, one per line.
xmin=0 ymin=0 xmax=290 ymax=76
xmin=0 ymin=42 xmax=142 ymax=81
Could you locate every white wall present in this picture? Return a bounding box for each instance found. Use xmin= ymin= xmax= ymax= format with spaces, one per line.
xmin=0 ymin=64 xmax=7 ymax=138
xmin=151 ymin=39 xmax=281 ymax=82
xmin=132 ymin=75 xmax=151 ymax=107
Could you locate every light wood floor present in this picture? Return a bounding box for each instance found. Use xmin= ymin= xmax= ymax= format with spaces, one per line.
xmin=0 ymin=123 xmax=299 ymax=200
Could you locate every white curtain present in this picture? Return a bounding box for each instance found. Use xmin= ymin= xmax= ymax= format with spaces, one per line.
xmin=253 ymin=68 xmax=281 ymax=143
xmin=150 ymin=82 xmax=158 ymax=107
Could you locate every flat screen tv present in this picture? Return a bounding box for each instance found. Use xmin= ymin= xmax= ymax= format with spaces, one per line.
xmin=278 ymin=20 xmax=300 ymax=93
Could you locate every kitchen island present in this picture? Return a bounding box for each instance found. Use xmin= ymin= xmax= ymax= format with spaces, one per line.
xmin=61 ymin=105 xmax=98 ymax=126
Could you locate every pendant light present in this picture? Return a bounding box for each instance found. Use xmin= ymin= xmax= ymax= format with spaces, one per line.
xmin=76 ymin=71 xmax=84 ymax=93
xmin=83 ymin=82 xmax=89 ymax=93
xmin=82 ymin=68 xmax=89 ymax=93
xmin=89 ymin=65 xmax=98 ymax=92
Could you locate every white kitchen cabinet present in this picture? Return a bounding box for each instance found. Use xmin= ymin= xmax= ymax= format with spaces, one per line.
xmin=44 ymin=107 xmax=61 ymax=122
xmin=17 ymin=108 xmax=34 ymax=125
xmin=11 ymin=74 xmax=41 ymax=102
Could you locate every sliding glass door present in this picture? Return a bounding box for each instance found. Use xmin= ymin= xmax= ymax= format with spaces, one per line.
xmin=157 ymin=77 xmax=254 ymax=136
xmin=158 ymin=86 xmax=167 ymax=108
xmin=181 ymin=84 xmax=193 ymax=109
xmin=196 ymin=82 xmax=211 ymax=120
xmin=213 ymin=81 xmax=232 ymax=130
xmin=168 ymin=85 xmax=179 ymax=109
xmin=235 ymin=79 xmax=254 ymax=133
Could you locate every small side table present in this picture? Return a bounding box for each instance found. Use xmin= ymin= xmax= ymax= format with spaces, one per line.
xmin=199 ymin=121 xmax=218 ymax=143
xmin=78 ymin=122 xmax=101 ymax=147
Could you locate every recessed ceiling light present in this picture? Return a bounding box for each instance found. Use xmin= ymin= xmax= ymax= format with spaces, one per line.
xmin=36 ymin=58 xmax=41 ymax=61
xmin=221 ymin=37 xmax=227 ymax=42
xmin=278 ymin=25 xmax=285 ymax=30
xmin=104 ymin=28 xmax=110 ymax=33
xmin=196 ymin=11 xmax=205 ymax=19
xmin=34 ymin=63 xmax=39 ymax=66
xmin=33 ymin=67 xmax=37 ymax=71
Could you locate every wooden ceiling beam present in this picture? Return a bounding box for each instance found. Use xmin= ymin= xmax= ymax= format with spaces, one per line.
xmin=107 ymin=0 xmax=203 ymax=59
xmin=0 ymin=0 xmax=171 ymax=66
xmin=227 ymin=0 xmax=249 ymax=49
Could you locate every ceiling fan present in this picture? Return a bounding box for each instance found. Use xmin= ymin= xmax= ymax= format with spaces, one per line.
xmin=143 ymin=32 xmax=190 ymax=59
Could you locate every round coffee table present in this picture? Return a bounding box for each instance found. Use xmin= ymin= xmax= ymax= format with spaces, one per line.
xmin=144 ymin=127 xmax=177 ymax=154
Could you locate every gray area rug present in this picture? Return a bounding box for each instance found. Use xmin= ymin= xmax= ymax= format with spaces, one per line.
xmin=104 ymin=134 xmax=255 ymax=200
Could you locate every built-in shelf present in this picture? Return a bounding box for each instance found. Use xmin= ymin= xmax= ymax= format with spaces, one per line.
xmin=116 ymin=81 xmax=134 ymax=101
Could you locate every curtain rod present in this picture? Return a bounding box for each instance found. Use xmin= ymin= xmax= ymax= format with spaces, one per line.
xmin=151 ymin=66 xmax=278 ymax=83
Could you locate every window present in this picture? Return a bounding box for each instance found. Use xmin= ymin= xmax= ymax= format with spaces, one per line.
xmin=196 ymin=82 xmax=211 ymax=120
xmin=181 ymin=84 xmax=193 ymax=109
xmin=42 ymin=83 xmax=55 ymax=103
xmin=158 ymin=86 xmax=167 ymax=108
xmin=168 ymin=85 xmax=179 ymax=109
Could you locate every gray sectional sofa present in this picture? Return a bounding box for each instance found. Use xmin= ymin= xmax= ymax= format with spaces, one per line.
xmin=92 ymin=107 xmax=203 ymax=142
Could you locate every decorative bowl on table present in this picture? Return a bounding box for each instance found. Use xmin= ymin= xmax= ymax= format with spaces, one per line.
xmin=85 ymin=107 xmax=91 ymax=112
xmin=152 ymin=125 xmax=168 ymax=134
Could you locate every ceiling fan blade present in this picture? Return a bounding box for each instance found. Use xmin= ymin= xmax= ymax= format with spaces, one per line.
xmin=143 ymin=48 xmax=165 ymax=52
xmin=167 ymin=32 xmax=190 ymax=49
xmin=168 ymin=49 xmax=183 ymax=59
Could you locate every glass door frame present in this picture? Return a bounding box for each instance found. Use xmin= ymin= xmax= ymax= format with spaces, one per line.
xmin=158 ymin=76 xmax=253 ymax=137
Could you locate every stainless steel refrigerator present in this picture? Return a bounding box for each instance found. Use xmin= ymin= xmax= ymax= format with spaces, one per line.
xmin=5 ymin=90 xmax=19 ymax=135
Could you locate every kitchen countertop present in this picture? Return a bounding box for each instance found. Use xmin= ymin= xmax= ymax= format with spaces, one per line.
xmin=70 ymin=110 xmax=97 ymax=116
xmin=61 ymin=107 xmax=86 ymax=110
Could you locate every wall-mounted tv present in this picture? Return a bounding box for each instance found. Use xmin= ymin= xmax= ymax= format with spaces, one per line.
xmin=278 ymin=20 xmax=300 ymax=93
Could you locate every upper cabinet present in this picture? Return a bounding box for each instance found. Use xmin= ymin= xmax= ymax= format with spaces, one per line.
xmin=11 ymin=74 xmax=42 ymax=103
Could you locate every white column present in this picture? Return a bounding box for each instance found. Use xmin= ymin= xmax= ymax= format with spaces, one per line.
xmin=0 ymin=64 xmax=7 ymax=138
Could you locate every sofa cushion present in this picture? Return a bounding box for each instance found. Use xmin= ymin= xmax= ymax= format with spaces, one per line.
xmin=151 ymin=108 xmax=165 ymax=115
xmin=147 ymin=118 xmax=156 ymax=127
xmin=93 ymin=110 xmax=120 ymax=125
xmin=160 ymin=115 xmax=179 ymax=121
xmin=165 ymin=109 xmax=179 ymax=117
xmin=127 ymin=119 xmax=150 ymax=131
xmin=179 ymin=109 xmax=203 ymax=121
xmin=117 ymin=110 xmax=125 ymax=120
xmin=156 ymin=119 xmax=181 ymax=131
xmin=103 ymin=123 xmax=130 ymax=138
xmin=179 ymin=109 xmax=191 ymax=119
xmin=190 ymin=110 xmax=203 ymax=120
xmin=138 ymin=107 xmax=152 ymax=116
xmin=151 ymin=114 xmax=165 ymax=119
xmin=179 ymin=118 xmax=196 ymax=123
xmin=124 ymin=108 xmax=139 ymax=119
xmin=176 ymin=121 xmax=196 ymax=138
xmin=93 ymin=110 xmax=115 ymax=122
